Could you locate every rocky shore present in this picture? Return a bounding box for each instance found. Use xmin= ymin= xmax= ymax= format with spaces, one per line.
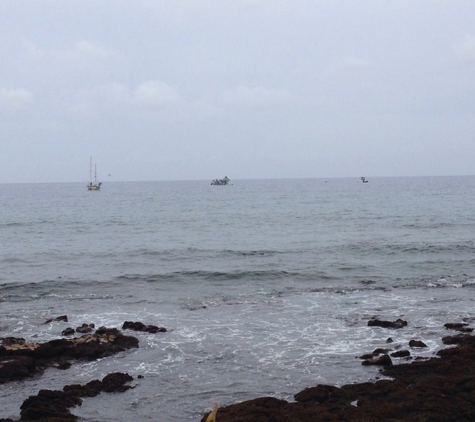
xmin=201 ymin=318 xmax=475 ymax=422
xmin=2 ymin=316 xmax=475 ymax=421
xmin=0 ymin=318 xmax=166 ymax=421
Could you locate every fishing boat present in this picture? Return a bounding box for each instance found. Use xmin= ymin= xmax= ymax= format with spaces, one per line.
xmin=87 ymin=157 xmax=102 ymax=191
xmin=358 ymin=177 xmax=369 ymax=183
xmin=211 ymin=176 xmax=230 ymax=185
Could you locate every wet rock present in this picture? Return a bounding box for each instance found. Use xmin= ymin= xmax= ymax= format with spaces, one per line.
xmin=122 ymin=321 xmax=167 ymax=333
xmin=102 ymin=372 xmax=134 ymax=393
xmin=44 ymin=315 xmax=68 ymax=324
xmin=204 ymin=331 xmax=475 ymax=422
xmin=75 ymin=323 xmax=95 ymax=334
xmin=409 ymin=339 xmax=427 ymax=348
xmin=444 ymin=323 xmax=473 ymax=333
xmin=442 ymin=333 xmax=475 ymax=347
xmin=294 ymin=385 xmax=340 ymax=403
xmin=368 ymin=318 xmax=407 ymax=329
xmin=17 ymin=372 xmax=133 ymax=421
xmin=359 ymin=353 xmax=375 ymax=360
xmin=362 ymin=354 xmax=393 ymax=366
xmin=61 ymin=328 xmax=75 ymax=336
xmin=372 ymin=348 xmax=390 ymax=355
xmin=0 ymin=328 xmax=139 ymax=384
xmin=0 ymin=337 xmax=26 ymax=346
xmin=359 ymin=348 xmax=390 ymax=360
xmin=20 ymin=389 xmax=81 ymax=421
xmin=0 ymin=355 xmax=37 ymax=383
xmin=55 ymin=359 xmax=72 ymax=370
xmin=391 ymin=350 xmax=411 ymax=358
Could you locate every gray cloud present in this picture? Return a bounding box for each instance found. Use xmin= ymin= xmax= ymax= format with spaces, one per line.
xmin=1 ymin=1 xmax=475 ymax=183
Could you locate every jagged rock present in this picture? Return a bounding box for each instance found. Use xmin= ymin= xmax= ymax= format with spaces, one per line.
xmin=409 ymin=340 xmax=427 ymax=348
xmin=372 ymin=348 xmax=390 ymax=355
xmin=44 ymin=315 xmax=68 ymax=324
xmin=203 ymin=329 xmax=475 ymax=422
xmin=0 ymin=355 xmax=37 ymax=383
xmin=20 ymin=389 xmax=82 ymax=421
xmin=444 ymin=323 xmax=473 ymax=332
xmin=294 ymin=385 xmax=340 ymax=403
xmin=61 ymin=328 xmax=75 ymax=336
xmin=18 ymin=373 xmax=133 ymax=421
xmin=101 ymin=372 xmax=134 ymax=393
xmin=359 ymin=353 xmax=375 ymax=360
xmin=442 ymin=333 xmax=475 ymax=347
xmin=75 ymin=323 xmax=95 ymax=334
xmin=122 ymin=321 xmax=167 ymax=333
xmin=391 ymin=350 xmax=411 ymax=358
xmin=0 ymin=337 xmax=26 ymax=346
xmin=362 ymin=354 xmax=393 ymax=366
xmin=368 ymin=318 xmax=407 ymax=329
xmin=0 ymin=328 xmax=139 ymax=384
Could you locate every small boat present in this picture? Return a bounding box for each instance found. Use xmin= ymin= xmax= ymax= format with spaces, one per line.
xmin=211 ymin=176 xmax=230 ymax=185
xmin=87 ymin=157 xmax=102 ymax=191
xmin=358 ymin=177 xmax=369 ymax=183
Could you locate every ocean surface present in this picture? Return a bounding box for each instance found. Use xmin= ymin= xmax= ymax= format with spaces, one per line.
xmin=1 ymin=176 xmax=475 ymax=421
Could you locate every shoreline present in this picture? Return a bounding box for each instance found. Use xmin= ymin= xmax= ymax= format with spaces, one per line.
xmin=201 ymin=319 xmax=475 ymax=422
xmin=2 ymin=317 xmax=475 ymax=421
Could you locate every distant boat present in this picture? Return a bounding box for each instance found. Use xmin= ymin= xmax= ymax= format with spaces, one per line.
xmin=358 ymin=177 xmax=369 ymax=183
xmin=87 ymin=157 xmax=102 ymax=191
xmin=211 ymin=176 xmax=231 ymax=185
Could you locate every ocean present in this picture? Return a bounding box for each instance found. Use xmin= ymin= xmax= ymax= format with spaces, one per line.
xmin=1 ymin=176 xmax=475 ymax=421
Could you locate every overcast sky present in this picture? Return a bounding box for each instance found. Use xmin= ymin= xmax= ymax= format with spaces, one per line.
xmin=1 ymin=1 xmax=475 ymax=183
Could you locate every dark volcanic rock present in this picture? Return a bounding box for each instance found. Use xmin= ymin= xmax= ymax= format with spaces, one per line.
xmin=0 ymin=337 xmax=26 ymax=346
xmin=0 ymin=328 xmax=139 ymax=384
xmin=75 ymin=323 xmax=95 ymax=334
xmin=444 ymin=322 xmax=473 ymax=332
xmin=367 ymin=317 xmax=407 ymax=329
xmin=390 ymin=349 xmax=411 ymax=358
xmin=44 ymin=315 xmax=68 ymax=324
xmin=409 ymin=339 xmax=427 ymax=348
xmin=361 ymin=354 xmax=393 ymax=366
xmin=101 ymin=372 xmax=134 ymax=392
xmin=0 ymin=355 xmax=37 ymax=383
xmin=17 ymin=372 xmax=133 ymax=422
xmin=372 ymin=347 xmax=390 ymax=355
xmin=61 ymin=328 xmax=75 ymax=336
xmin=20 ymin=389 xmax=82 ymax=421
xmin=201 ymin=332 xmax=475 ymax=422
xmin=442 ymin=333 xmax=475 ymax=346
xmin=122 ymin=321 xmax=167 ymax=333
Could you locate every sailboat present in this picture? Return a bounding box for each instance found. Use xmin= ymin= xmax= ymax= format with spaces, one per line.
xmin=87 ymin=157 xmax=102 ymax=191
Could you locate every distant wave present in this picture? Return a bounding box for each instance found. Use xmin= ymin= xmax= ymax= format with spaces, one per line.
xmin=116 ymin=269 xmax=338 ymax=284
xmin=336 ymin=240 xmax=475 ymax=255
xmin=130 ymin=247 xmax=282 ymax=258
xmin=0 ymin=219 xmax=56 ymax=229
xmin=392 ymin=274 xmax=475 ymax=289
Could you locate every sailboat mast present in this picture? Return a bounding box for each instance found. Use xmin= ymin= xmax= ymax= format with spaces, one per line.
xmin=89 ymin=156 xmax=92 ymax=183
xmin=95 ymin=164 xmax=97 ymax=184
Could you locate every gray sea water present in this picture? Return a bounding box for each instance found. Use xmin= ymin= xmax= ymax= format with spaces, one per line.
xmin=1 ymin=176 xmax=475 ymax=421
